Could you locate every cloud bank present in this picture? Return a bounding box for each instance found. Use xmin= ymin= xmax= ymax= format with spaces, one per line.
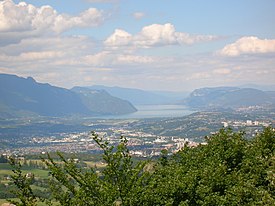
xmin=0 ymin=0 xmax=105 ymax=35
xmin=220 ymin=36 xmax=275 ymax=56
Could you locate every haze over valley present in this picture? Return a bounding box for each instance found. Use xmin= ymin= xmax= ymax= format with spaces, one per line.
xmin=1 ymin=73 xmax=275 ymax=119
xmin=1 ymin=73 xmax=274 ymax=156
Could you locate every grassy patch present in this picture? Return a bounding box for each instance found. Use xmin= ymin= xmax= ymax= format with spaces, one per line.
xmin=0 ymin=163 xmax=49 ymax=184
xmin=84 ymin=161 xmax=106 ymax=168
xmin=0 ymin=163 xmax=12 ymax=170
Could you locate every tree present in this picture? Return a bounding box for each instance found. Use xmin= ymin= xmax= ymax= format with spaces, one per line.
xmin=8 ymin=158 xmax=37 ymax=206
xmin=8 ymin=128 xmax=275 ymax=205
xmin=40 ymin=132 xmax=150 ymax=205
xmin=137 ymin=128 xmax=274 ymax=205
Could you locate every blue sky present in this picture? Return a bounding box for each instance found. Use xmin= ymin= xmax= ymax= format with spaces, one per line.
xmin=0 ymin=0 xmax=275 ymax=91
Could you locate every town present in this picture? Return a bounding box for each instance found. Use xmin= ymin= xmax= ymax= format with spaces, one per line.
xmin=1 ymin=111 xmax=274 ymax=158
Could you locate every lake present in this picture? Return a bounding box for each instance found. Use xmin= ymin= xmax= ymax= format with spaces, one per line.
xmin=99 ymin=105 xmax=195 ymax=119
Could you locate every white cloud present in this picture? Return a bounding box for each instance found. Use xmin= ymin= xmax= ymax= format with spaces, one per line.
xmin=104 ymin=29 xmax=132 ymax=47
xmin=19 ymin=51 xmax=65 ymax=61
xmin=212 ymin=68 xmax=231 ymax=75
xmin=83 ymin=51 xmax=114 ymax=66
xmin=219 ymin=36 xmax=275 ymax=56
xmin=1 ymin=42 xmax=275 ymax=90
xmin=186 ymin=72 xmax=211 ymax=80
xmin=104 ymin=23 xmax=217 ymax=49
xmin=0 ymin=35 xmax=97 ymax=71
xmin=0 ymin=1 xmax=274 ymax=92
xmin=0 ymin=35 xmax=94 ymax=56
xmin=117 ymin=54 xmax=154 ymax=64
xmin=133 ymin=12 xmax=145 ymax=20
xmin=52 ymin=8 xmax=105 ymax=33
xmin=82 ymin=51 xmax=156 ymax=66
xmin=135 ymin=24 xmax=178 ymax=47
xmin=0 ymin=0 xmax=105 ymax=36
xmin=0 ymin=50 xmax=65 ymax=63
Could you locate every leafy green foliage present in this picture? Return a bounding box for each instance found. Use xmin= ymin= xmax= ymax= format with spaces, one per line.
xmin=39 ymin=132 xmax=150 ymax=205
xmin=8 ymin=127 xmax=275 ymax=205
xmin=8 ymin=158 xmax=37 ymax=206
xmin=141 ymin=127 xmax=275 ymax=206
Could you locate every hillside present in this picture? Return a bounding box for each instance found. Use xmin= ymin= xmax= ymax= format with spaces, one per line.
xmin=0 ymin=74 xmax=91 ymax=117
xmin=183 ymin=87 xmax=275 ymax=109
xmin=88 ymin=85 xmax=187 ymax=105
xmin=0 ymin=74 xmax=137 ymax=117
xmin=71 ymin=87 xmax=137 ymax=115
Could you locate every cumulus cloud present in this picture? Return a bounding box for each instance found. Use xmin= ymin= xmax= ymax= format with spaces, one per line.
xmin=104 ymin=23 xmax=217 ymax=49
xmin=133 ymin=12 xmax=145 ymax=20
xmin=104 ymin=29 xmax=132 ymax=47
xmin=219 ymin=36 xmax=275 ymax=56
xmin=0 ymin=0 xmax=105 ymax=36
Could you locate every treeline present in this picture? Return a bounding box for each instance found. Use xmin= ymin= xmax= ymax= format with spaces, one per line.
xmin=8 ymin=128 xmax=275 ymax=206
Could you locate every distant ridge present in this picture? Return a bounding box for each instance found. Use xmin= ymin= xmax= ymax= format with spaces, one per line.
xmin=88 ymin=85 xmax=188 ymax=105
xmin=239 ymin=84 xmax=275 ymax=91
xmin=182 ymin=86 xmax=275 ymax=109
xmin=71 ymin=87 xmax=137 ymax=115
xmin=2 ymin=73 xmax=274 ymax=117
xmin=0 ymin=74 xmax=137 ymax=117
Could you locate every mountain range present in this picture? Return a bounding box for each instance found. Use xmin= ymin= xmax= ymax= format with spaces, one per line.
xmin=0 ymin=74 xmax=136 ymax=118
xmin=1 ymin=73 xmax=275 ymax=118
xmin=88 ymin=85 xmax=188 ymax=105
xmin=71 ymin=87 xmax=137 ymax=115
xmin=239 ymin=84 xmax=275 ymax=91
xmin=183 ymin=87 xmax=275 ymax=109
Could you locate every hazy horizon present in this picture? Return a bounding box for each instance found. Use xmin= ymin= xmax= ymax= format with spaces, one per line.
xmin=2 ymin=72 xmax=275 ymax=93
xmin=0 ymin=0 xmax=274 ymax=91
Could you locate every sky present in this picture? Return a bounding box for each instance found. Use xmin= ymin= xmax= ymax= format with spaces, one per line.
xmin=0 ymin=0 xmax=275 ymax=91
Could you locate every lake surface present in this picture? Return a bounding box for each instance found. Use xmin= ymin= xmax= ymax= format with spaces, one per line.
xmin=99 ymin=105 xmax=195 ymax=119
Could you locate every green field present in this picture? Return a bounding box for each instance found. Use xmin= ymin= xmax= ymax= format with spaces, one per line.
xmin=0 ymin=163 xmax=49 ymax=179
xmin=0 ymin=162 xmax=50 ymax=205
